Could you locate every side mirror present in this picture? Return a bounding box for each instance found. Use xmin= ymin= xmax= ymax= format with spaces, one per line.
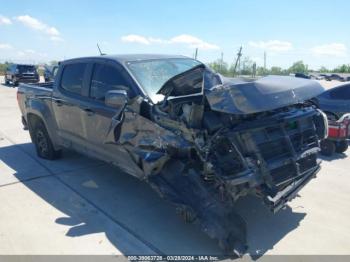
xmin=105 ymin=90 xmax=128 ymax=109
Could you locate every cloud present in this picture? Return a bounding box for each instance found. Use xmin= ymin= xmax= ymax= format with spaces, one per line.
xmin=121 ymin=34 xmax=151 ymax=45
xmin=148 ymin=37 xmax=167 ymax=44
xmin=249 ymin=40 xmax=293 ymax=52
xmin=0 ymin=15 xmax=12 ymax=25
xmin=15 ymin=15 xmax=62 ymax=41
xmin=169 ymin=34 xmax=219 ymax=50
xmin=121 ymin=34 xmax=220 ymax=50
xmin=311 ymin=43 xmax=347 ymax=57
xmin=0 ymin=43 xmax=13 ymax=49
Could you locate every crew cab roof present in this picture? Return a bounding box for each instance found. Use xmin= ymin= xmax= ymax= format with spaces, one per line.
xmin=62 ymin=54 xmax=190 ymax=64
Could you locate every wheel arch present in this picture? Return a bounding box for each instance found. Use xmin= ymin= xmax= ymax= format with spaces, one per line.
xmin=26 ymin=112 xmax=61 ymax=150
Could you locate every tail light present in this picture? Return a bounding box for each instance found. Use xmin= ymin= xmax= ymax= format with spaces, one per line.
xmin=339 ymin=124 xmax=347 ymax=138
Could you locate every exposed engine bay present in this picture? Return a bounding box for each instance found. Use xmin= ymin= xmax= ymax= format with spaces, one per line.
xmin=152 ymin=96 xmax=326 ymax=198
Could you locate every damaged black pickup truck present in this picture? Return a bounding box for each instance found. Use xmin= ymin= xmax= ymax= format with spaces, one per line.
xmin=17 ymin=54 xmax=328 ymax=256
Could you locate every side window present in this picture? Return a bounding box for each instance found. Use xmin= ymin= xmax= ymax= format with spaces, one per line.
xmin=329 ymin=85 xmax=350 ymax=100
xmin=90 ymin=64 xmax=131 ymax=101
xmin=61 ymin=63 xmax=87 ymax=95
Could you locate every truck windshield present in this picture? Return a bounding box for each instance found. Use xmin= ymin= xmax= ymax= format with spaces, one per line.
xmin=18 ymin=65 xmax=36 ymax=73
xmin=126 ymin=58 xmax=201 ymax=103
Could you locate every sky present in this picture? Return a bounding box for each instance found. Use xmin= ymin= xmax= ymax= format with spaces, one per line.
xmin=0 ymin=0 xmax=349 ymax=70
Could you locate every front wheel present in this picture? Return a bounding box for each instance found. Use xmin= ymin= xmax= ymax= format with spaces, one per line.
xmin=31 ymin=121 xmax=62 ymax=160
xmin=320 ymin=139 xmax=336 ymax=156
xmin=12 ymin=77 xmax=18 ymax=87
xmin=336 ymin=140 xmax=349 ymax=153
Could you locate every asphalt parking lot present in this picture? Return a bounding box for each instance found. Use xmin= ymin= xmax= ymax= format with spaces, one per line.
xmin=0 ymin=76 xmax=349 ymax=258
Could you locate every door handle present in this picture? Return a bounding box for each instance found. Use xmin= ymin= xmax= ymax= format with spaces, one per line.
xmin=82 ymin=108 xmax=95 ymax=116
xmin=54 ymin=99 xmax=63 ymax=107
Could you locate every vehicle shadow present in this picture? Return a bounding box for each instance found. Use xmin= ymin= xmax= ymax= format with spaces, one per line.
xmin=0 ymin=142 xmax=306 ymax=258
xmin=1 ymin=82 xmax=16 ymax=88
xmin=235 ymin=196 xmax=306 ymax=258
xmin=318 ymin=152 xmax=348 ymax=162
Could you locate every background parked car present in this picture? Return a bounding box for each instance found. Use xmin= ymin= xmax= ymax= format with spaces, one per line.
xmin=4 ymin=64 xmax=39 ymax=86
xmin=295 ymin=72 xmax=310 ymax=79
xmin=320 ymin=114 xmax=350 ymax=156
xmin=314 ymin=83 xmax=350 ymax=119
xmin=310 ymin=74 xmax=324 ymax=80
xmin=320 ymin=74 xmax=332 ymax=81
xmin=312 ymin=84 xmax=350 ymax=156
xmin=330 ymin=74 xmax=345 ymax=82
xmin=44 ymin=65 xmax=58 ymax=82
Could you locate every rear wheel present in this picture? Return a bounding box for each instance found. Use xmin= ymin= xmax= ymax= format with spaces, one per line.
xmin=336 ymin=140 xmax=349 ymax=153
xmin=31 ymin=120 xmax=61 ymax=160
xmin=320 ymin=139 xmax=336 ymax=156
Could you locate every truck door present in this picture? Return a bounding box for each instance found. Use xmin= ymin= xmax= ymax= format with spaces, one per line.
xmin=82 ymin=61 xmax=143 ymax=177
xmin=52 ymin=62 xmax=90 ymax=149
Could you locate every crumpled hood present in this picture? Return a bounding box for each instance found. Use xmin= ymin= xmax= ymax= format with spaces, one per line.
xmin=205 ymin=75 xmax=325 ymax=114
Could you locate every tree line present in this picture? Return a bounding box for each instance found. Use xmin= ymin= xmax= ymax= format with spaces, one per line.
xmin=207 ymin=57 xmax=350 ymax=77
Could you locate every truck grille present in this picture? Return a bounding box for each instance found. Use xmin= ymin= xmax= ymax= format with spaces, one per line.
xmin=248 ymin=111 xmax=320 ymax=187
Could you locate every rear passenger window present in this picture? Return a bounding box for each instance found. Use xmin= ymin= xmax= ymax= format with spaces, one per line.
xmin=61 ymin=63 xmax=87 ymax=95
xmin=90 ymin=64 xmax=131 ymax=101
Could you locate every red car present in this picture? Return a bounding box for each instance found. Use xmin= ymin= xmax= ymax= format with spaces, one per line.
xmin=320 ymin=113 xmax=350 ymax=155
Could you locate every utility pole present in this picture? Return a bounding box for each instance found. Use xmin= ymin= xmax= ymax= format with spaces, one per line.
xmin=252 ymin=62 xmax=257 ymax=78
xmin=233 ymin=46 xmax=242 ymax=77
xmin=194 ymin=48 xmax=198 ymax=59
xmin=220 ymin=52 xmax=224 ymax=72
xmin=264 ymin=51 xmax=267 ymax=74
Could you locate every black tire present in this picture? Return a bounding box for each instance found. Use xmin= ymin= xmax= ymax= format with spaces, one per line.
xmin=11 ymin=77 xmax=18 ymax=87
xmin=4 ymin=77 xmax=9 ymax=85
xmin=31 ymin=120 xmax=62 ymax=160
xmin=336 ymin=140 xmax=349 ymax=153
xmin=324 ymin=111 xmax=339 ymax=121
xmin=320 ymin=139 xmax=336 ymax=156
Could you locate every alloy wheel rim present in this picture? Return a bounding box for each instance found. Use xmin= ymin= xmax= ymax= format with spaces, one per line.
xmin=36 ymin=130 xmax=48 ymax=154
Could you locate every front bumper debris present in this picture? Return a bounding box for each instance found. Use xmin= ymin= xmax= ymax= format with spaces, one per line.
xmin=264 ymin=164 xmax=320 ymax=213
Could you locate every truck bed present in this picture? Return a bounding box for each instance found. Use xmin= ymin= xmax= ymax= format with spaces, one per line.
xmin=20 ymin=81 xmax=54 ymax=89
xmin=17 ymin=82 xmax=54 ymax=123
